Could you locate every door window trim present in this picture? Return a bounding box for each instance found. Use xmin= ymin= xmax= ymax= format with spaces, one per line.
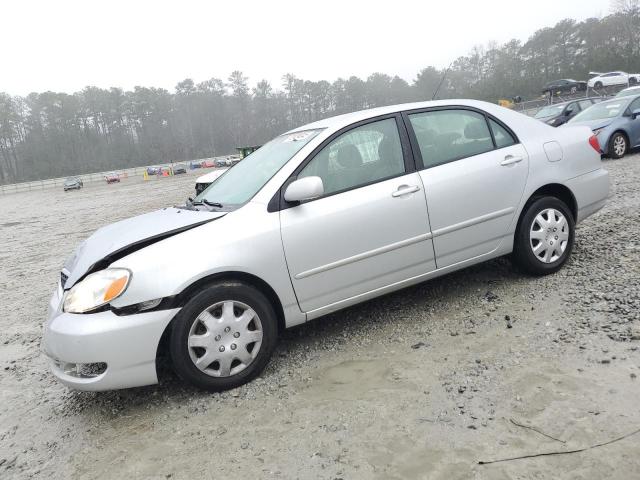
xmin=269 ymin=113 xmax=417 ymax=212
xmin=401 ymin=105 xmax=520 ymax=171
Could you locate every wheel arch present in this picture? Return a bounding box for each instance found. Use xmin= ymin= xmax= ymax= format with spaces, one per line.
xmin=516 ymin=183 xmax=578 ymax=236
xmin=155 ymin=271 xmax=286 ymax=371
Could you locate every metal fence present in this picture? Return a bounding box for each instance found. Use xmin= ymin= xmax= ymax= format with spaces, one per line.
xmin=0 ymin=156 xmax=232 ymax=195
xmin=513 ymin=83 xmax=630 ymax=117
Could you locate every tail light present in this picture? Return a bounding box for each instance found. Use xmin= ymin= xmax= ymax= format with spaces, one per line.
xmin=588 ymin=134 xmax=601 ymax=153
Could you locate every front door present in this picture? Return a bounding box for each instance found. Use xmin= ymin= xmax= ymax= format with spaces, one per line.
xmin=404 ymin=108 xmax=529 ymax=268
xmin=279 ymin=116 xmax=436 ymax=313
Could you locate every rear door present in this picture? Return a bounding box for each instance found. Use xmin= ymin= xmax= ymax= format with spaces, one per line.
xmin=404 ymin=108 xmax=529 ymax=268
xmin=279 ymin=115 xmax=436 ymax=313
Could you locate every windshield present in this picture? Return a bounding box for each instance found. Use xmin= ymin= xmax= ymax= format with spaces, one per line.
xmin=535 ymin=104 xmax=565 ymax=119
xmin=195 ymin=129 xmax=322 ymax=207
xmin=570 ymin=99 xmax=630 ymax=122
xmin=616 ymin=89 xmax=640 ymax=98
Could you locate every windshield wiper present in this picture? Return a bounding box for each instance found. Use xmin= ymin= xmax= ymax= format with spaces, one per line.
xmin=202 ymin=199 xmax=223 ymax=208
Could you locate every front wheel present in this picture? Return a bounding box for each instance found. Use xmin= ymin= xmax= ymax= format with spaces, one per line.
xmin=608 ymin=132 xmax=627 ymax=159
xmin=169 ymin=282 xmax=278 ymax=391
xmin=513 ymin=197 xmax=575 ymax=276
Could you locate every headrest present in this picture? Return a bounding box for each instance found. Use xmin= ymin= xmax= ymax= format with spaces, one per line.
xmin=377 ymin=136 xmax=398 ymax=161
xmin=464 ymin=121 xmax=490 ymax=140
xmin=336 ymin=144 xmax=363 ymax=168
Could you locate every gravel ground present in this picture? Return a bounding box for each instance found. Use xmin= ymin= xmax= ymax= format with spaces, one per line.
xmin=1 ymin=157 xmax=639 ymax=480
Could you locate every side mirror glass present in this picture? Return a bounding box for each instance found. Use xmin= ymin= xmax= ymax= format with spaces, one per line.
xmin=284 ymin=176 xmax=324 ymax=203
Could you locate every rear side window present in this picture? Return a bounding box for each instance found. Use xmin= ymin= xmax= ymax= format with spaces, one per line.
xmin=408 ymin=110 xmax=494 ymax=168
xmin=489 ymin=119 xmax=516 ymax=149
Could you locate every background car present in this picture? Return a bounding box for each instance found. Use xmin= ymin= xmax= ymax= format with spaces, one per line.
xmin=588 ymin=71 xmax=640 ymax=89
xmin=534 ymin=98 xmax=600 ymax=126
xmin=615 ymin=86 xmax=640 ymax=98
xmin=214 ymin=158 xmax=227 ymax=168
xmin=172 ymin=164 xmax=187 ymax=175
xmin=566 ymin=95 xmax=640 ymax=158
xmin=541 ymin=79 xmax=587 ymax=96
xmin=105 ymin=172 xmax=120 ymax=184
xmin=146 ymin=167 xmax=161 ymax=175
xmin=63 ymin=177 xmax=83 ymax=191
xmin=200 ymin=159 xmax=215 ymax=168
xmin=194 ymin=167 xmax=228 ymax=195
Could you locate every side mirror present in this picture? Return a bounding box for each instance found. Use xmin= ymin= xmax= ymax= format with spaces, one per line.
xmin=632 ymin=109 xmax=640 ymax=120
xmin=284 ymin=176 xmax=324 ymax=203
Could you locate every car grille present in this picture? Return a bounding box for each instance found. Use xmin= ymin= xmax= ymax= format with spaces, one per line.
xmin=60 ymin=271 xmax=68 ymax=288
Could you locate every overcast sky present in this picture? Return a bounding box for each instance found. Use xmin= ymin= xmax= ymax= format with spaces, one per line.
xmin=2 ymin=0 xmax=613 ymax=96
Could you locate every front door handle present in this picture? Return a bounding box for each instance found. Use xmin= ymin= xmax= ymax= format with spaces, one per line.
xmin=501 ymin=155 xmax=523 ymax=166
xmin=392 ymin=185 xmax=420 ymax=197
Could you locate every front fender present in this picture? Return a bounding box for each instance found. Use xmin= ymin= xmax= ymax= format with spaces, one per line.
xmin=109 ymin=202 xmax=305 ymax=327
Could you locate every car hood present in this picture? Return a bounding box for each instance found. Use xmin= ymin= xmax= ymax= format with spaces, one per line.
xmin=62 ymin=207 xmax=226 ymax=288
xmin=565 ymin=119 xmax=612 ymax=131
xmin=196 ymin=168 xmax=229 ymax=183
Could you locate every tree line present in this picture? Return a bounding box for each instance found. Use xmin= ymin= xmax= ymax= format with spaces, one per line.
xmin=1 ymin=1 xmax=638 ymax=184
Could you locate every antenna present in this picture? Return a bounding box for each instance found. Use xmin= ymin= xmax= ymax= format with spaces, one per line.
xmin=432 ymin=62 xmax=453 ymax=100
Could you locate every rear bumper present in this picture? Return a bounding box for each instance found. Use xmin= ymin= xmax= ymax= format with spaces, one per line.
xmin=566 ymin=168 xmax=609 ymax=223
xmin=42 ymin=287 xmax=179 ymax=391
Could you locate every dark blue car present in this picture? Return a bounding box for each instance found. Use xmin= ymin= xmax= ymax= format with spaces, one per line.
xmin=566 ymin=95 xmax=640 ymax=159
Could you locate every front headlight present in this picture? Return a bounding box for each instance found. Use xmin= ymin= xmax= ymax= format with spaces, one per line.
xmin=63 ymin=268 xmax=131 ymax=313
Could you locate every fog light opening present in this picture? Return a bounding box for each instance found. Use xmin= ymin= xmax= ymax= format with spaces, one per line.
xmin=59 ymin=361 xmax=107 ymax=378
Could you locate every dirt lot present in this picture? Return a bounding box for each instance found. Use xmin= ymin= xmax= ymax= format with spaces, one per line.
xmin=1 ymin=157 xmax=639 ymax=480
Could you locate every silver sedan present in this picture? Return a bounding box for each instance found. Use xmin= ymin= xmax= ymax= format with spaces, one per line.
xmin=43 ymin=100 xmax=609 ymax=391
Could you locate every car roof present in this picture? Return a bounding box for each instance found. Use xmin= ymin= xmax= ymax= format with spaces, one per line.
xmin=286 ymin=99 xmax=512 ymax=134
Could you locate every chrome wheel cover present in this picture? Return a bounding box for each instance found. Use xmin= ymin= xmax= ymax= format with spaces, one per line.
xmin=187 ymin=300 xmax=263 ymax=377
xmin=613 ymin=135 xmax=626 ymax=157
xmin=529 ymin=208 xmax=569 ymax=264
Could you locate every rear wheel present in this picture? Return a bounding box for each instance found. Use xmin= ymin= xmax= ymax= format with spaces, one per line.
xmin=513 ymin=197 xmax=575 ymax=276
xmin=169 ymin=282 xmax=278 ymax=391
xmin=608 ymin=132 xmax=627 ymax=159
xmin=630 ymin=77 xmax=638 ymax=86
xmin=594 ymin=81 xmax=603 ymax=89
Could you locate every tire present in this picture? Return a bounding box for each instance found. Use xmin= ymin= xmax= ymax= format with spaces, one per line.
xmin=594 ymin=81 xmax=603 ymax=89
xmin=630 ymin=77 xmax=638 ymax=86
xmin=512 ymin=196 xmax=575 ymax=276
xmin=608 ymin=132 xmax=628 ymax=159
xmin=169 ymin=281 xmax=278 ymax=391
xmin=570 ymin=86 xmax=577 ymax=94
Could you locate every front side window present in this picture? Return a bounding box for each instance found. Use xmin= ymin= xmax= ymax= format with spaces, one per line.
xmin=196 ymin=129 xmax=322 ymax=207
xmin=298 ymin=118 xmax=405 ymax=196
xmin=408 ymin=109 xmax=494 ymax=168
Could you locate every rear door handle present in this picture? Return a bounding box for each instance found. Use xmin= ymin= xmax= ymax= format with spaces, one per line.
xmin=392 ymin=185 xmax=420 ymax=197
xmin=501 ymin=155 xmax=523 ymax=166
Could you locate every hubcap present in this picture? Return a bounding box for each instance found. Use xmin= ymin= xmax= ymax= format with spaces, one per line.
xmin=613 ymin=136 xmax=626 ymax=156
xmin=187 ymin=300 xmax=263 ymax=377
xmin=529 ymin=208 xmax=569 ymax=264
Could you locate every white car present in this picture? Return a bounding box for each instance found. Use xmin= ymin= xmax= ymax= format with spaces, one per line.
xmin=588 ymin=71 xmax=640 ymax=89
xmin=43 ymin=100 xmax=609 ymax=392
xmin=195 ymin=168 xmax=229 ymax=195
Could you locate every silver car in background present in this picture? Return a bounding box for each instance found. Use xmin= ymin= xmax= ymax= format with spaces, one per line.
xmin=43 ymin=100 xmax=609 ymax=392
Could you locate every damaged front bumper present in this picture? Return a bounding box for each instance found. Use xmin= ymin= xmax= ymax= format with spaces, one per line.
xmin=42 ymin=286 xmax=179 ymax=391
